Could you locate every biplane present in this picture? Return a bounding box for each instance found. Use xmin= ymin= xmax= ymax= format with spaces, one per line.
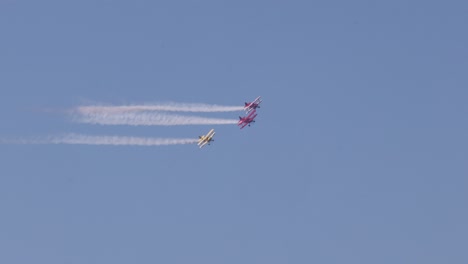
xmin=244 ymin=96 xmax=262 ymax=113
xmin=238 ymin=110 xmax=258 ymax=129
xmin=197 ymin=129 xmax=215 ymax=148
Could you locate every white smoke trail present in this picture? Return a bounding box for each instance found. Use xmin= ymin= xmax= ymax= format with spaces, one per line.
xmin=77 ymin=103 xmax=244 ymax=114
xmin=1 ymin=134 xmax=198 ymax=146
xmin=75 ymin=112 xmax=238 ymax=126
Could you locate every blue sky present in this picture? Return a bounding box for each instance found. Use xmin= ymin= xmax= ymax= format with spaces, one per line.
xmin=0 ymin=1 xmax=467 ymax=263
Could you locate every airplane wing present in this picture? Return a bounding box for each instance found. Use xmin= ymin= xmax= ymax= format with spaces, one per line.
xmin=207 ymin=129 xmax=215 ymax=138
xmin=197 ymin=137 xmax=205 ymax=146
xmin=199 ymin=141 xmax=208 ymax=148
xmin=253 ymin=96 xmax=261 ymax=104
xmin=205 ymin=131 xmax=215 ymax=142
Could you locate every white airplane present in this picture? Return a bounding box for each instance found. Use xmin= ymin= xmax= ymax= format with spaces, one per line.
xmin=197 ymin=129 xmax=215 ymax=148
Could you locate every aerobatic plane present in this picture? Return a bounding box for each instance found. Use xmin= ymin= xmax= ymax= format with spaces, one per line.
xmin=197 ymin=129 xmax=215 ymax=148
xmin=238 ymin=109 xmax=258 ymax=129
xmin=244 ymin=96 xmax=262 ymax=113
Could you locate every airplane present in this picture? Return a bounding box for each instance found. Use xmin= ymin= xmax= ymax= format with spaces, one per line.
xmin=197 ymin=129 xmax=215 ymax=148
xmin=244 ymin=96 xmax=262 ymax=113
xmin=238 ymin=109 xmax=257 ymax=129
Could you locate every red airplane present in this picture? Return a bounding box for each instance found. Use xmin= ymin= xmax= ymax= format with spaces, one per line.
xmin=244 ymin=96 xmax=262 ymax=113
xmin=238 ymin=109 xmax=258 ymax=129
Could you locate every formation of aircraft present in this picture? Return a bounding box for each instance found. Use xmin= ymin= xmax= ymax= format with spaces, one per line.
xmin=238 ymin=109 xmax=258 ymax=129
xmin=244 ymin=96 xmax=262 ymax=113
xmin=198 ymin=96 xmax=262 ymax=148
xmin=198 ymin=128 xmax=215 ymax=148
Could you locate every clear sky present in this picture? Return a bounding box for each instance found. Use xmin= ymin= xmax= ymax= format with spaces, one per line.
xmin=0 ymin=1 xmax=467 ymax=263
